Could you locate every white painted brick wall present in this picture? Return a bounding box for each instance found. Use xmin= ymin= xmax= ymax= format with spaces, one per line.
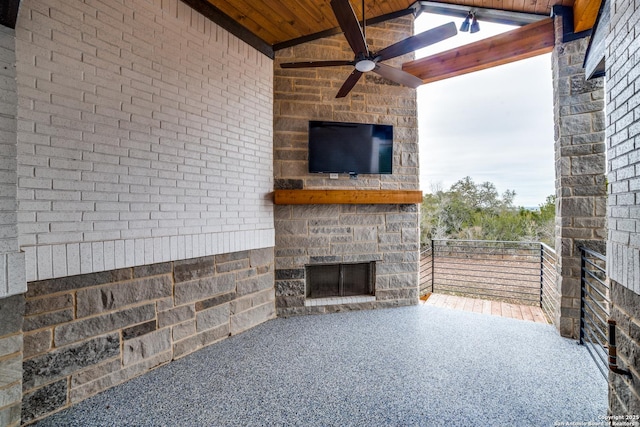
xmin=15 ymin=0 xmax=274 ymax=281
xmin=606 ymin=0 xmax=640 ymax=289
xmin=0 ymin=25 xmax=27 ymax=297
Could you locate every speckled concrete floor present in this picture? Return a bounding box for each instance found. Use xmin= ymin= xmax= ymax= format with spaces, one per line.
xmin=35 ymin=304 xmax=607 ymax=427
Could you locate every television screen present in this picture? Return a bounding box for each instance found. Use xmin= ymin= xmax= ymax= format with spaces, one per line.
xmin=308 ymin=121 xmax=393 ymax=174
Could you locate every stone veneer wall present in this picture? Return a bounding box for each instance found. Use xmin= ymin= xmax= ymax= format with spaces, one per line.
xmin=0 ymin=24 xmax=25 ymax=427
xmin=0 ymin=295 xmax=24 ymax=427
xmin=20 ymin=248 xmax=274 ymax=423
xmin=551 ymin=15 xmax=606 ymax=338
xmin=273 ymin=16 xmax=421 ymax=316
xmin=3 ymin=0 xmax=277 ymax=424
xmin=605 ymin=0 xmax=640 ymax=415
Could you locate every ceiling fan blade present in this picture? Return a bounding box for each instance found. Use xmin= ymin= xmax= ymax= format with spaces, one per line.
xmin=373 ymin=63 xmax=423 ymax=89
xmin=281 ymin=60 xmax=354 ymax=69
xmin=336 ymin=70 xmax=363 ymax=98
xmin=330 ymin=0 xmax=368 ymax=55
xmin=375 ymin=22 xmax=457 ymax=62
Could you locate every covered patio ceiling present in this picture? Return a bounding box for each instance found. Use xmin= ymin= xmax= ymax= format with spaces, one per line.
xmin=0 ymin=0 xmax=601 ymax=80
xmin=199 ymin=0 xmax=572 ymax=46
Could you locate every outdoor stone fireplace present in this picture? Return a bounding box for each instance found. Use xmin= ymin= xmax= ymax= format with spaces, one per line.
xmin=306 ymin=261 xmax=375 ymax=299
xmin=273 ymin=14 xmax=421 ymax=317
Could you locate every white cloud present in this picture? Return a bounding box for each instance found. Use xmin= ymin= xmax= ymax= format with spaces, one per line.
xmin=415 ymin=13 xmax=555 ymax=207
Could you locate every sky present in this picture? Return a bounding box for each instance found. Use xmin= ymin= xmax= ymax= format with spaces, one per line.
xmin=414 ymin=13 xmax=555 ymax=208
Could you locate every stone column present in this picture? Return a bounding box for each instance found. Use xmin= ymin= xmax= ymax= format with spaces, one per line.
xmin=0 ymin=24 xmax=24 ymax=427
xmin=551 ymin=16 xmax=607 ymax=338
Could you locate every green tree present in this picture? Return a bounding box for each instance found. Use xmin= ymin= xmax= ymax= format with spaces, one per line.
xmin=421 ymin=177 xmax=555 ymax=246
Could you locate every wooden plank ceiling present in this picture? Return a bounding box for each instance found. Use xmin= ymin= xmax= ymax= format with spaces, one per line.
xmin=204 ymin=0 xmax=573 ymax=47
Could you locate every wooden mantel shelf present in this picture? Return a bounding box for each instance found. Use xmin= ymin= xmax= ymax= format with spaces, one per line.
xmin=273 ymin=190 xmax=423 ymax=205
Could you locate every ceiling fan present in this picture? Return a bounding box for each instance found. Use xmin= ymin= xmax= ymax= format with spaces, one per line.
xmin=280 ymin=0 xmax=457 ymax=98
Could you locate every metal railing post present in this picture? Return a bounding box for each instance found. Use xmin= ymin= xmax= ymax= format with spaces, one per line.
xmin=540 ymin=244 xmax=544 ymax=309
xmin=431 ymin=239 xmax=435 ymax=293
xmin=579 ymin=247 xmax=586 ymax=345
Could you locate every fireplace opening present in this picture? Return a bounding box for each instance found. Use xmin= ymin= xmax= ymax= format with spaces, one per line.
xmin=306 ymin=262 xmax=375 ymax=299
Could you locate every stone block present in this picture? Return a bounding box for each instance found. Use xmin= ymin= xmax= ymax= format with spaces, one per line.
xmin=200 ymin=324 xmax=229 ymax=347
xmin=23 ymin=308 xmax=74 ymax=332
xmin=0 ymin=355 xmax=21 ymax=388
xmin=215 ymin=251 xmax=250 ymax=264
xmin=194 ymin=290 xmax=234 ymax=311
xmin=274 ymin=179 xmax=303 ymax=190
xmin=0 ymin=403 xmax=20 ymax=427
xmin=69 ymin=351 xmax=170 ymax=405
xmin=571 ymin=154 xmax=606 ymax=175
xmin=54 ymin=304 xmax=155 ymax=346
xmin=23 ymin=329 xmax=51 ymax=358
xmin=0 ymin=382 xmax=20 ymax=411
xmin=339 ymin=214 xmax=384 ymax=226
xmin=308 ymin=256 xmax=340 ymax=264
xmin=330 ymin=242 xmax=375 ymax=255
xmin=133 ymin=262 xmax=172 ymax=278
xmin=25 ymin=294 xmax=73 ymax=316
xmin=237 ymin=273 xmax=274 ymax=297
xmin=0 ymin=334 xmax=22 ymax=358
xmin=560 ymin=114 xmax=593 ymax=136
xmin=0 ymin=294 xmax=24 ymax=336
xmin=275 ymin=219 xmax=308 ymax=235
xmin=376 ymin=262 xmax=418 ymax=275
xmin=250 ymin=248 xmax=273 ymax=268
xmin=376 ymin=288 xmax=417 ymax=300
xmin=122 ymin=328 xmax=171 ymax=366
xmin=76 ymin=276 xmax=172 ymax=318
xmin=157 ymin=305 xmax=195 ymax=329
xmin=174 ymin=274 xmax=235 ymax=305
xmin=23 ymin=333 xmax=120 ymax=390
xmin=21 ymin=379 xmax=67 ymax=424
xmin=173 ymin=334 xmax=201 ymax=359
xmin=122 ymin=320 xmax=156 ymax=341
xmin=230 ymin=302 xmax=275 ymax=335
xmin=275 ymin=269 xmax=304 ymax=280
xmin=216 ymin=258 xmax=250 ymax=274
xmin=71 ymin=358 xmax=121 ymax=387
xmin=276 ymin=296 xmax=305 ymax=308
xmin=196 ymin=303 xmax=229 ymax=332
xmin=558 ymin=197 xmax=594 ymax=217
xmin=156 ymin=297 xmax=174 ymax=312
xmin=173 ymin=256 xmax=215 ymax=283
xmin=291 ymin=205 xmax=341 ymax=219
xmin=172 ymin=320 xmax=196 ymax=342
xmin=275 ymin=279 xmax=304 ymax=297
xmin=230 ymin=296 xmax=252 ymax=315
xmin=26 ymin=269 xmax=132 ymax=298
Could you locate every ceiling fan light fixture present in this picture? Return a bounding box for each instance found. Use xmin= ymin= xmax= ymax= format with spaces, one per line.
xmin=355 ymin=59 xmax=376 ymax=72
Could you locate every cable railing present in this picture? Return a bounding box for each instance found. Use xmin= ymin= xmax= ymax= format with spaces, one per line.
xmin=579 ymin=246 xmax=609 ymax=380
xmin=419 ymin=239 xmax=559 ymax=325
xmin=540 ymin=243 xmax=559 ymax=324
xmin=419 ymin=245 xmax=433 ymax=297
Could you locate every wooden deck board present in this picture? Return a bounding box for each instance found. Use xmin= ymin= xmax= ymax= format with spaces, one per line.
xmin=424 ymin=294 xmax=549 ymax=324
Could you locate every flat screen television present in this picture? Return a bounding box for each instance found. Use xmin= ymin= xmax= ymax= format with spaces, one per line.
xmin=308 ymin=121 xmax=393 ymax=175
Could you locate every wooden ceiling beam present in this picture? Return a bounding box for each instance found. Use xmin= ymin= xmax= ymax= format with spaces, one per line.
xmin=402 ymin=17 xmax=554 ymax=84
xmin=573 ymin=0 xmax=602 ymax=32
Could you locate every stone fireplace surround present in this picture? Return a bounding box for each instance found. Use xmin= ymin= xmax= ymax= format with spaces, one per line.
xmin=274 ymin=200 xmax=420 ymax=316
xmin=273 ymin=15 xmax=422 ymax=316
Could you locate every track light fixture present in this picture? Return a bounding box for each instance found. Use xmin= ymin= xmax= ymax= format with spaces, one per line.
xmin=470 ymin=13 xmax=480 ymax=33
xmin=459 ymin=11 xmax=480 ymax=33
xmin=459 ymin=12 xmax=471 ymax=32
